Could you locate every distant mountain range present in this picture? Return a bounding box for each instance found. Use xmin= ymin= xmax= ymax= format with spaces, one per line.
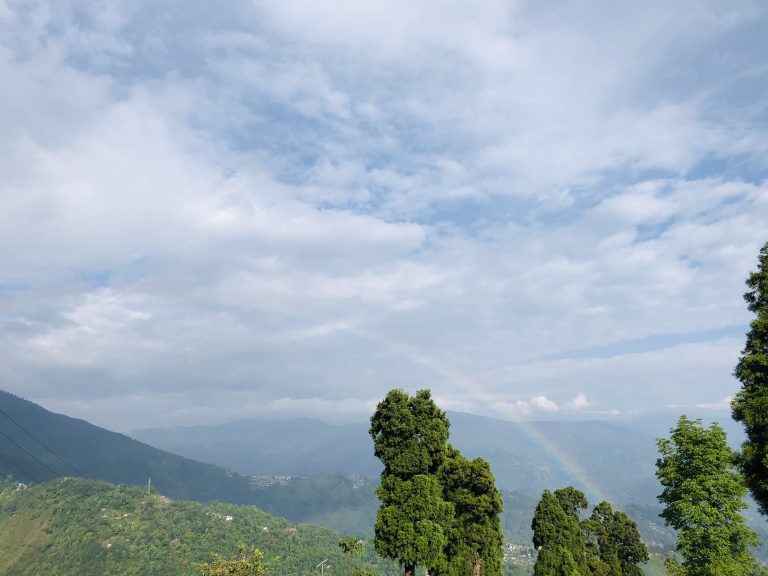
xmin=133 ymin=411 xmax=661 ymax=505
xmin=4 ymin=389 xmax=767 ymax=559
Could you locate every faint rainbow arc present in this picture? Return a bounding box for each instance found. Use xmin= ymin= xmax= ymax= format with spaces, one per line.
xmin=344 ymin=326 xmax=611 ymax=503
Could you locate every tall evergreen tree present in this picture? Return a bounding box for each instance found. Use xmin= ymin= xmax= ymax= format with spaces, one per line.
xmin=582 ymin=501 xmax=647 ymax=576
xmin=531 ymin=488 xmax=590 ymax=576
xmin=656 ymin=416 xmax=760 ymax=576
xmin=532 ymin=488 xmax=648 ymax=576
xmin=369 ymin=389 xmax=453 ymax=576
xmin=732 ymin=240 xmax=768 ymax=516
xmin=438 ymin=447 xmax=504 ymax=576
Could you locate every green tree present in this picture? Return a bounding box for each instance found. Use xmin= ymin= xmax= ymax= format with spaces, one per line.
xmin=438 ymin=447 xmax=504 ymax=576
xmin=531 ymin=488 xmax=590 ymax=576
xmin=581 ymin=501 xmax=647 ymax=576
xmin=197 ymin=545 xmax=269 ymax=576
xmin=656 ymin=416 xmax=760 ymax=576
xmin=369 ymin=389 xmax=453 ymax=576
xmin=732 ymin=241 xmax=768 ymax=516
xmin=339 ymin=536 xmax=375 ymax=576
xmin=338 ymin=536 xmax=367 ymax=558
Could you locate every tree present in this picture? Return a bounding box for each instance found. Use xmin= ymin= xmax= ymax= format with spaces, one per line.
xmin=369 ymin=389 xmax=453 ymax=576
xmin=531 ymin=488 xmax=648 ymax=576
xmin=582 ymin=501 xmax=647 ymax=576
xmin=197 ymin=545 xmax=269 ymax=576
xmin=732 ymin=240 xmax=768 ymax=516
xmin=438 ymin=447 xmax=504 ymax=576
xmin=339 ymin=536 xmax=375 ymax=576
xmin=656 ymin=416 xmax=760 ymax=576
xmin=531 ymin=488 xmax=590 ymax=576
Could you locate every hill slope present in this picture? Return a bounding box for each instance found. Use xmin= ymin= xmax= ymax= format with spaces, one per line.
xmin=0 ymin=390 xmax=257 ymax=503
xmin=0 ymin=477 xmax=393 ymax=576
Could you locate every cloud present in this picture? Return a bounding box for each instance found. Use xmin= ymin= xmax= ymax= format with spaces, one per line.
xmin=695 ymin=396 xmax=734 ymax=411
xmin=0 ymin=1 xmax=766 ymax=430
xmin=566 ymin=393 xmax=591 ymax=411
xmin=495 ymin=395 xmax=560 ymax=419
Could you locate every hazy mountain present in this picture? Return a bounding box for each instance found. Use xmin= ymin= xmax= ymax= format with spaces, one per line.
xmin=134 ymin=411 xmax=660 ymax=505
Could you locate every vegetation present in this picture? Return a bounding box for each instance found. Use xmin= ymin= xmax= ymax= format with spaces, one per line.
xmin=370 ymin=389 xmax=453 ymax=576
xmin=732 ymin=240 xmax=768 ymax=516
xmin=370 ymin=389 xmax=504 ymax=576
xmin=582 ymin=501 xmax=648 ymax=576
xmin=531 ymin=486 xmax=647 ymax=576
xmin=438 ymin=447 xmax=504 ymax=576
xmin=197 ymin=545 xmax=270 ymax=576
xmin=656 ymin=416 xmax=761 ymax=575
xmin=0 ymin=476 xmax=396 ymax=576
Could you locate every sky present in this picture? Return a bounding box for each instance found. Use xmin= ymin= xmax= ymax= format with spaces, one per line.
xmin=1 ymin=0 xmax=767 ymax=432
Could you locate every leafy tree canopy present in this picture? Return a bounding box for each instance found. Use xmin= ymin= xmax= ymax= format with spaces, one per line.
xmin=197 ymin=545 xmax=269 ymax=576
xmin=656 ymin=416 xmax=761 ymax=576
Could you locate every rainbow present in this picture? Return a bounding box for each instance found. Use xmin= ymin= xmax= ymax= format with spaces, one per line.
xmin=348 ymin=326 xmax=612 ymax=504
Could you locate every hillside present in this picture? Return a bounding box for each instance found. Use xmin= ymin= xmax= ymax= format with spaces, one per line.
xmin=0 ymin=476 xmax=394 ymax=576
xmin=0 ymin=390 xmax=259 ymax=503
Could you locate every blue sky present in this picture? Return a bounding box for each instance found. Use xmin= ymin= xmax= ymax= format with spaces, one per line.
xmin=0 ymin=0 xmax=767 ymax=431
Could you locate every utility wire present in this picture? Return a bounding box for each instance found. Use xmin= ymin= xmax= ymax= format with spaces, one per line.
xmin=0 ymin=449 xmax=43 ymax=482
xmin=0 ymin=408 xmax=84 ymax=477
xmin=0 ymin=428 xmax=62 ymax=479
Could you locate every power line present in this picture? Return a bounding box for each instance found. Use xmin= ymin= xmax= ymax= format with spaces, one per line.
xmin=0 ymin=428 xmax=62 ymax=479
xmin=0 ymin=449 xmax=42 ymax=482
xmin=0 ymin=408 xmax=84 ymax=477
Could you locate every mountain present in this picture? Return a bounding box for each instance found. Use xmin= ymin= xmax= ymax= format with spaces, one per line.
xmin=0 ymin=476 xmax=394 ymax=576
xmin=134 ymin=411 xmax=660 ymax=505
xmin=0 ymin=390 xmax=258 ymax=503
xmin=136 ymin=417 xmax=381 ymax=477
xmin=6 ymin=390 xmax=767 ymax=562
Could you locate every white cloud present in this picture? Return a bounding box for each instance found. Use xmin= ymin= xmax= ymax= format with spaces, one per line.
xmin=0 ymin=1 xmax=766 ymax=430
xmin=495 ymin=395 xmax=561 ymax=419
xmin=566 ymin=393 xmax=591 ymax=411
xmin=695 ymin=396 xmax=734 ymax=411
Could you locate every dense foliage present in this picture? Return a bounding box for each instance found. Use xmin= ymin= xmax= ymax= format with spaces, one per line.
xmin=531 ymin=487 xmax=647 ymax=576
xmin=370 ymin=389 xmax=504 ymax=576
xmin=370 ymin=389 xmax=453 ymax=576
xmin=582 ymin=502 xmax=647 ymax=576
xmin=733 ymin=241 xmax=768 ymax=516
xmin=0 ymin=477 xmax=396 ymax=576
xmin=197 ymin=545 xmax=269 ymax=576
xmin=656 ymin=416 xmax=761 ymax=576
xmin=438 ymin=448 xmax=504 ymax=576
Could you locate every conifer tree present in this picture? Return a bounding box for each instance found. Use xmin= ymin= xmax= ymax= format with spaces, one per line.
xmin=582 ymin=501 xmax=647 ymax=576
xmin=531 ymin=488 xmax=648 ymax=576
xmin=438 ymin=447 xmax=504 ymax=576
xmin=732 ymin=240 xmax=768 ymax=515
xmin=369 ymin=389 xmax=453 ymax=576
xmin=531 ymin=488 xmax=590 ymax=576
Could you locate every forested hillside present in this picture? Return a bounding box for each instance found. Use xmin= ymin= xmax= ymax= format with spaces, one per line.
xmin=0 ymin=476 xmax=394 ymax=576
